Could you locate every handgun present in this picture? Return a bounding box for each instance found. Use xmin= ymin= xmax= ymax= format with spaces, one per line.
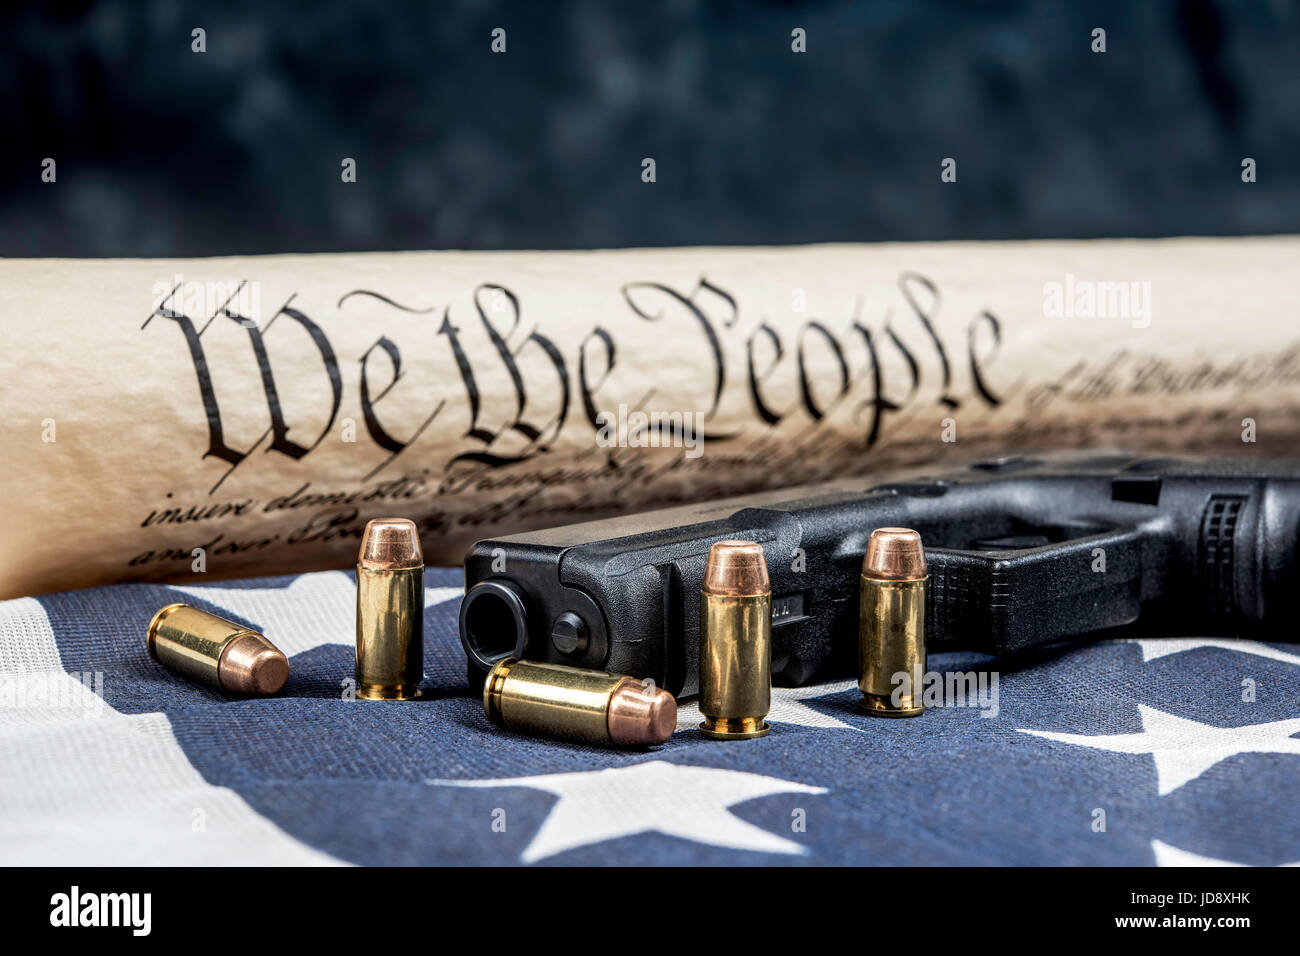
xmin=458 ymin=451 xmax=1300 ymax=696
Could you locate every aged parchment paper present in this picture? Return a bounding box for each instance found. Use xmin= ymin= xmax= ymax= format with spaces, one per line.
xmin=3 ymin=238 xmax=1298 ymax=598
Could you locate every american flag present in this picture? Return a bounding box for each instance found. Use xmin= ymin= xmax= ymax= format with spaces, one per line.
xmin=3 ymin=567 xmax=1298 ymax=866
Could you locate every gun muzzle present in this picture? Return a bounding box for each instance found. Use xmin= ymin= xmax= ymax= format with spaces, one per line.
xmin=858 ymin=527 xmax=927 ymax=716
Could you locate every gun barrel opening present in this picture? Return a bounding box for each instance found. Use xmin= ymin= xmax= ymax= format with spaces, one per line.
xmin=460 ymin=579 xmax=530 ymax=673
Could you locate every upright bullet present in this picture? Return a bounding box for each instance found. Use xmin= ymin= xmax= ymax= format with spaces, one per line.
xmin=698 ymin=539 xmax=772 ymax=739
xmin=147 ymin=603 xmax=289 ymax=695
xmin=483 ymin=658 xmax=677 ymax=747
xmin=355 ymin=517 xmax=424 ymax=700
xmin=859 ymin=527 xmax=927 ymax=717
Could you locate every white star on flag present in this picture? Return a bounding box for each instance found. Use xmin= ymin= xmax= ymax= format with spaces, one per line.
xmin=675 ymin=679 xmax=861 ymax=732
xmin=430 ymin=760 xmax=828 ymax=862
xmin=168 ymin=572 xmax=461 ymax=656
xmin=1152 ymin=839 xmax=1300 ymax=867
xmin=1020 ymin=705 xmax=1300 ymax=795
xmin=1124 ymin=637 xmax=1300 ymax=667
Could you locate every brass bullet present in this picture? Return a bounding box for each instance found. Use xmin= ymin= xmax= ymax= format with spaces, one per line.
xmin=147 ymin=603 xmax=289 ymax=695
xmin=859 ymin=527 xmax=927 ymax=717
xmin=698 ymin=539 xmax=772 ymax=739
xmin=483 ymin=658 xmax=677 ymax=747
xmin=355 ymin=517 xmax=424 ymax=700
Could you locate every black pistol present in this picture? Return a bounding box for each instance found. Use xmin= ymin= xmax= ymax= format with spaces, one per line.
xmin=459 ymin=452 xmax=1300 ymax=695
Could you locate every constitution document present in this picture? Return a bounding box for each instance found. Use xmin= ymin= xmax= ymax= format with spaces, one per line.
xmin=2 ymin=238 xmax=1298 ymax=598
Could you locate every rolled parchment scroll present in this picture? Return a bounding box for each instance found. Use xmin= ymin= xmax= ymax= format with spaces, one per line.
xmin=3 ymin=238 xmax=1298 ymax=599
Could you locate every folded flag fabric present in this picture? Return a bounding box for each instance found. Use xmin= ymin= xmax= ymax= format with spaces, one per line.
xmin=2 ymin=568 xmax=1297 ymax=865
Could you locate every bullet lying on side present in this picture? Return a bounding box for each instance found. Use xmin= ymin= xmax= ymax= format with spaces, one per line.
xmin=147 ymin=603 xmax=289 ymax=695
xmin=483 ymin=658 xmax=677 ymax=747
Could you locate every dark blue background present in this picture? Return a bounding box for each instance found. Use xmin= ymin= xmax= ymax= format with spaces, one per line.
xmin=3 ymin=0 xmax=1298 ymax=256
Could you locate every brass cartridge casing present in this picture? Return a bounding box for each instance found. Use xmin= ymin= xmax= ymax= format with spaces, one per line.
xmin=355 ymin=518 xmax=424 ymax=700
xmin=859 ymin=527 xmax=927 ymax=717
xmin=698 ymin=540 xmax=772 ymax=739
xmin=146 ymin=603 xmax=289 ymax=695
xmin=483 ymin=658 xmax=677 ymax=747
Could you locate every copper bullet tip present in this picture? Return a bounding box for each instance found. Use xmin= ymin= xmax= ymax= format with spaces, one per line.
xmin=218 ymin=633 xmax=289 ymax=695
xmin=607 ymin=678 xmax=678 ymax=746
xmin=359 ymin=517 xmax=423 ymax=570
xmin=702 ymin=540 xmax=770 ymax=595
xmin=862 ymin=527 xmax=927 ymax=581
